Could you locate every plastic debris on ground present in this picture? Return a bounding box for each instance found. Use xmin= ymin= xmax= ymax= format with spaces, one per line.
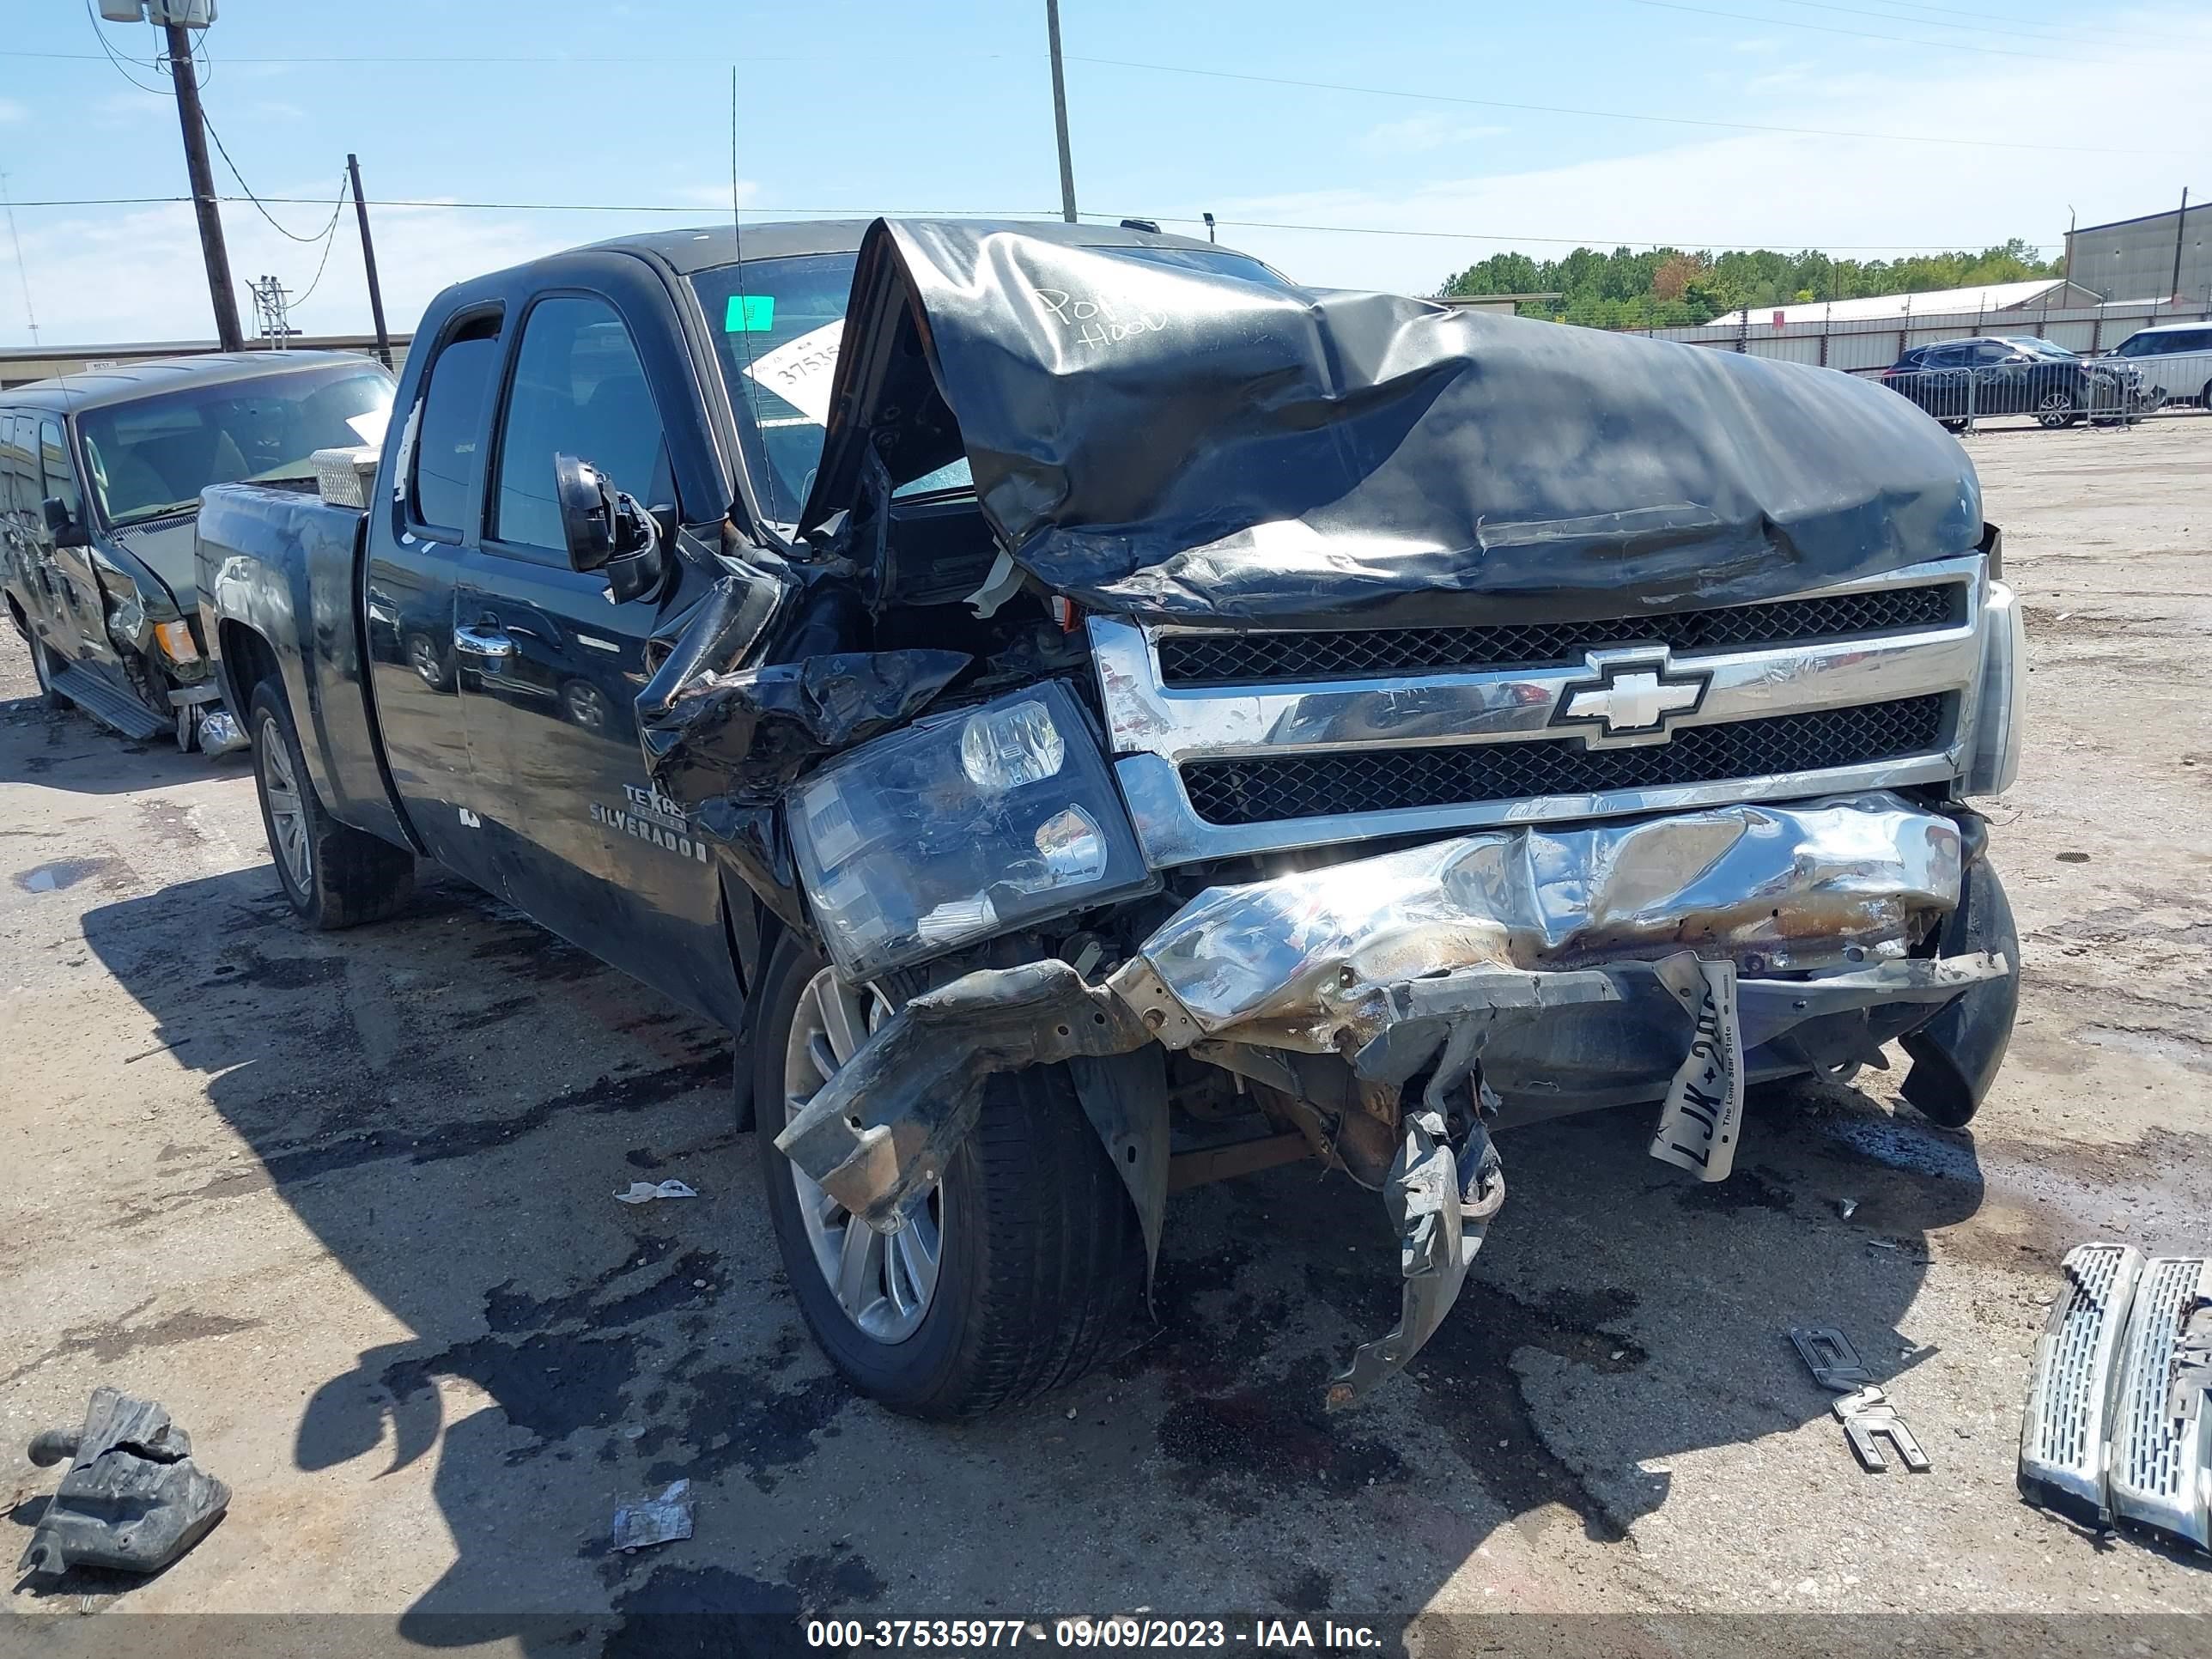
xmin=614 ymin=1179 xmax=698 ymax=1205
xmin=17 ymin=1387 xmax=231 ymax=1577
xmin=611 ymin=1480 xmax=694 ymax=1552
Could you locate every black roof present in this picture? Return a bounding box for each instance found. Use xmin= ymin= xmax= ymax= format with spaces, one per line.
xmin=585 ymin=216 xmax=1225 ymax=277
xmin=0 ymin=349 xmax=389 ymax=416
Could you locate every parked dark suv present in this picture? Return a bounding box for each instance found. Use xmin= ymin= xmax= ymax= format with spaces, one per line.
xmin=1881 ymin=336 xmax=2148 ymax=430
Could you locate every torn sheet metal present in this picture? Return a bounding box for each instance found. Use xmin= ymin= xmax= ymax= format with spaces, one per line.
xmin=775 ymin=959 xmax=1153 ymax=1232
xmin=18 ymin=1387 xmax=230 ymax=1577
xmin=800 ymin=220 xmax=1981 ymax=630
xmin=1327 ymin=1110 xmax=1504 ymax=1408
xmin=641 ymin=647 xmax=969 ymax=810
xmin=1136 ymin=793 xmax=1964 ymax=1055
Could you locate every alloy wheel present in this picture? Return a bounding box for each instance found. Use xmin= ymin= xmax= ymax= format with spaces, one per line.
xmin=781 ymin=967 xmax=943 ymax=1344
xmin=259 ymin=719 xmax=313 ymax=894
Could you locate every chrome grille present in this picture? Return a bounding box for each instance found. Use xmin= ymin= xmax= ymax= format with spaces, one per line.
xmin=1157 ymin=582 xmax=1966 ymax=686
xmin=1181 ymin=696 xmax=1948 ymax=828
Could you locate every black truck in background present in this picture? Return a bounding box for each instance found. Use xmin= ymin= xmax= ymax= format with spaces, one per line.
xmin=198 ymin=217 xmax=2025 ymax=1420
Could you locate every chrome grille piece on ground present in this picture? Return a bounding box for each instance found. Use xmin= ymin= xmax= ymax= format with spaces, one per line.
xmin=2111 ymin=1256 xmax=2212 ymax=1552
xmin=2021 ymin=1242 xmax=2142 ymax=1527
xmin=1181 ymin=695 xmax=1948 ymax=828
xmin=1157 ymin=580 xmax=1966 ymax=686
xmin=2020 ymin=1243 xmax=2212 ymax=1555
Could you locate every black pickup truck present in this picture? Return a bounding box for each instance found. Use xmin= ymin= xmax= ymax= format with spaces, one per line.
xmin=198 ymin=217 xmax=2025 ymax=1419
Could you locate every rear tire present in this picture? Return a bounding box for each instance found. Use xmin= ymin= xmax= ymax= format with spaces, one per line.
xmin=754 ymin=933 xmax=1142 ymax=1419
xmin=249 ymin=678 xmax=415 ymax=930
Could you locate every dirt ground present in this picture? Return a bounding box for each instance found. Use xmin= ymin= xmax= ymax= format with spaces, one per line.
xmin=3 ymin=416 xmax=2209 ymax=1654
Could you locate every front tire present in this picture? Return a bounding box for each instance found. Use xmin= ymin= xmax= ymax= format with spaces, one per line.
xmin=26 ymin=631 xmax=68 ymax=710
xmin=249 ymin=679 xmax=415 ymax=930
xmin=2035 ymin=388 xmax=2080 ymax=428
xmin=754 ymin=934 xmax=1142 ymax=1419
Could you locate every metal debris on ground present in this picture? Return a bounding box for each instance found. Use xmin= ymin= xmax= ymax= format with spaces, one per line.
xmin=1790 ymin=1326 xmax=1875 ymax=1392
xmin=613 ymin=1179 xmax=698 ymax=1205
xmin=610 ymin=1479 xmax=694 ymax=1552
xmin=16 ymin=1387 xmax=230 ymax=1577
xmin=1790 ymin=1325 xmax=1929 ymax=1474
xmin=1831 ymin=1386 xmax=1932 ymax=1474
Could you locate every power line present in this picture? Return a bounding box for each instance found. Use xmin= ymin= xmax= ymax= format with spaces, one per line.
xmin=78 ymin=0 xmax=167 ymax=95
xmin=1749 ymin=0 xmax=2110 ymax=46
xmin=1753 ymin=0 xmax=2118 ymax=40
xmin=1100 ymin=210 xmax=2053 ymax=257
xmin=2 ymin=190 xmax=2065 ymax=255
xmin=1064 ymin=56 xmax=2161 ymax=157
xmin=1615 ymin=0 xmax=2108 ymax=63
xmin=200 ymin=111 xmax=347 ymax=243
xmin=287 ymin=179 xmax=352 ymax=309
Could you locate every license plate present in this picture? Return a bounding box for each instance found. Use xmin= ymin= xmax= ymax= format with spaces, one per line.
xmin=1650 ymin=955 xmax=1744 ymax=1183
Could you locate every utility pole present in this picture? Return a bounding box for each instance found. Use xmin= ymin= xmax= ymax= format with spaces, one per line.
xmin=348 ymin=154 xmax=392 ymax=368
xmin=162 ymin=16 xmax=243 ymax=350
xmin=2063 ymin=206 xmax=2075 ymax=288
xmin=2172 ymin=187 xmax=2191 ymax=302
xmin=1045 ymin=1 xmax=1078 ymax=223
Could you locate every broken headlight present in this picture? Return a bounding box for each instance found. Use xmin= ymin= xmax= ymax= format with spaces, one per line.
xmin=788 ymin=680 xmax=1158 ymax=981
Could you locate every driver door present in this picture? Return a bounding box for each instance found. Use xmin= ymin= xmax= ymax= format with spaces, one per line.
xmin=456 ymin=289 xmax=732 ymax=1020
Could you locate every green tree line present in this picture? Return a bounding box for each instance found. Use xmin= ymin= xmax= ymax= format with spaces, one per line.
xmin=1439 ymin=240 xmax=2063 ymax=328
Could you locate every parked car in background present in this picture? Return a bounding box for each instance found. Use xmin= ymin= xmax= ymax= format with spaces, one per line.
xmin=1 ymin=352 xmax=393 ymax=748
xmin=2100 ymin=321 xmax=2212 ymax=408
xmin=1881 ymin=337 xmax=2149 ymax=431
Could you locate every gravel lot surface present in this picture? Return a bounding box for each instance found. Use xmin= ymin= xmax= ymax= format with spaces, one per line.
xmin=3 ymin=417 xmax=2208 ymax=1653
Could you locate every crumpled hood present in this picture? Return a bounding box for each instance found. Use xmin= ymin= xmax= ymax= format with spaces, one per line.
xmin=801 ymin=219 xmax=1984 ymax=629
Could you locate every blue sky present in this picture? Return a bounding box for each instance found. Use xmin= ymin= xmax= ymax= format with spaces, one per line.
xmin=3 ymin=0 xmax=2207 ymax=344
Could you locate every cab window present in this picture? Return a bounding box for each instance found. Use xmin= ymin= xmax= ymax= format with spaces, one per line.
xmin=410 ymin=313 xmax=502 ymax=538
xmin=40 ymin=421 xmax=80 ymax=520
xmin=490 ymin=295 xmax=671 ymax=556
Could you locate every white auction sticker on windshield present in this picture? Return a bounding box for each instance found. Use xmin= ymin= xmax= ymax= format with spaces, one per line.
xmin=739 ymin=320 xmax=843 ymax=427
xmin=346 ymin=407 xmax=391 ymax=445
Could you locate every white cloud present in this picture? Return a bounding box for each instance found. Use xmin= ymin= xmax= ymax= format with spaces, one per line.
xmin=1357 ymin=114 xmax=1509 ymax=157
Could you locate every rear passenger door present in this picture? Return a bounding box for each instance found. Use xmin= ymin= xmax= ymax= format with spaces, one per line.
xmin=363 ymin=305 xmax=507 ymax=892
xmin=455 ymin=287 xmax=733 ymax=1019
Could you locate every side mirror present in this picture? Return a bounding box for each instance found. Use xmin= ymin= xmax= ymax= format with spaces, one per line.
xmin=42 ymin=497 xmax=89 ymax=549
xmin=553 ymin=453 xmax=665 ymax=605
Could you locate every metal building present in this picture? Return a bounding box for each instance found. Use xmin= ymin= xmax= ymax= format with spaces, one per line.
xmin=2065 ymin=197 xmax=2209 ymax=304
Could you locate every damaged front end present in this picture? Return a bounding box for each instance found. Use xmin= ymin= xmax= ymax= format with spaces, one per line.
xmin=641 ymin=218 xmax=2023 ymax=1406
xmin=768 ymin=787 xmax=2012 ymax=1401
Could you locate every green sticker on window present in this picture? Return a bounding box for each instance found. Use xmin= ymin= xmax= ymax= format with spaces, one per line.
xmin=724 ymin=294 xmax=775 ymax=332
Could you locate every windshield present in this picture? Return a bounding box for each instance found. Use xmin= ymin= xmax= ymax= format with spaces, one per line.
xmin=77 ymin=362 xmax=394 ymax=527
xmin=2002 ymin=337 xmax=2077 ymax=360
xmin=692 ymin=242 xmax=1294 ymax=526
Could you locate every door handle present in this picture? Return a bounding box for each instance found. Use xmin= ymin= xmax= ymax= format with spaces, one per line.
xmin=453 ymin=625 xmax=516 ymax=663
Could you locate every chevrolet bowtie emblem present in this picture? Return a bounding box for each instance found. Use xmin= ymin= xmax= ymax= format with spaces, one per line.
xmin=1552 ymin=655 xmax=1711 ymax=740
